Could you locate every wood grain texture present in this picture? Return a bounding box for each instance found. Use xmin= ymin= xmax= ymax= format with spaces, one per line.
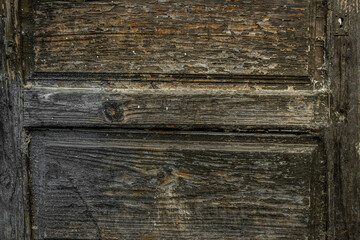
xmin=0 ymin=1 xmax=30 ymax=239
xmin=29 ymin=130 xmax=326 ymax=239
xmin=24 ymin=87 xmax=329 ymax=129
xmin=326 ymin=0 xmax=360 ymax=239
xmin=31 ymin=0 xmax=313 ymax=76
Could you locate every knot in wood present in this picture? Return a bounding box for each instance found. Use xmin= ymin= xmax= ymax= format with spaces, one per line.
xmin=102 ymin=101 xmax=123 ymax=122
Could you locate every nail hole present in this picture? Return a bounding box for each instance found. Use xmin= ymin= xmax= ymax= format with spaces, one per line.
xmin=338 ymin=17 xmax=344 ymax=28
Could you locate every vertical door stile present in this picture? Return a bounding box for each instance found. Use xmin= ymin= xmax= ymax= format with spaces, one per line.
xmin=326 ymin=0 xmax=360 ymax=239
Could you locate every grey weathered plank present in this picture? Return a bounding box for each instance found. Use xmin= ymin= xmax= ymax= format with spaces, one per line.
xmin=29 ymin=130 xmax=326 ymax=239
xmin=24 ymin=87 xmax=329 ymax=129
xmin=30 ymin=0 xmax=313 ymax=76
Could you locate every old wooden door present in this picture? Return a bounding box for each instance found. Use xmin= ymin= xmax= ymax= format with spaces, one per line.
xmin=1 ymin=0 xmax=359 ymax=239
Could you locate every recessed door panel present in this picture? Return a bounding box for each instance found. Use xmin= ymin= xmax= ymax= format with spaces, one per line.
xmin=32 ymin=0 xmax=313 ymax=76
xmin=30 ymin=130 xmax=325 ymax=239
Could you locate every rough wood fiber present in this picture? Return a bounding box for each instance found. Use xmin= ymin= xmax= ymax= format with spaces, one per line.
xmin=32 ymin=0 xmax=312 ymax=76
xmin=0 ymin=0 xmax=29 ymax=239
xmin=29 ymin=130 xmax=326 ymax=239
xmin=326 ymin=0 xmax=360 ymax=239
xmin=24 ymin=87 xmax=329 ymax=129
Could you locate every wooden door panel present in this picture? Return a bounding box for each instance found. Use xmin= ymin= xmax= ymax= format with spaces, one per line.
xmin=32 ymin=0 xmax=312 ymax=75
xmin=29 ymin=130 xmax=325 ymax=239
xmin=3 ymin=0 xmax=360 ymax=238
xmin=19 ymin=0 xmax=330 ymax=239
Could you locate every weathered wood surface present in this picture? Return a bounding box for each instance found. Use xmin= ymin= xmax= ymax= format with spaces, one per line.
xmin=326 ymin=0 xmax=360 ymax=239
xmin=31 ymin=0 xmax=314 ymax=76
xmin=29 ymin=130 xmax=326 ymax=239
xmin=3 ymin=0 xmax=358 ymax=239
xmin=24 ymin=87 xmax=329 ymax=129
xmin=0 ymin=0 xmax=30 ymax=239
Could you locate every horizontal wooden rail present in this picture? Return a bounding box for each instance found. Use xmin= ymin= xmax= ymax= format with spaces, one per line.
xmin=24 ymin=87 xmax=329 ymax=129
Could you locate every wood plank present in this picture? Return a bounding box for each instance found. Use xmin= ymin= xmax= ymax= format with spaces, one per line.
xmin=29 ymin=130 xmax=326 ymax=239
xmin=24 ymin=87 xmax=329 ymax=129
xmin=29 ymin=0 xmax=313 ymax=76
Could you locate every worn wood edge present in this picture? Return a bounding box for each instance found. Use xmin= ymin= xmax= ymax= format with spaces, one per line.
xmin=309 ymin=0 xmax=328 ymax=90
xmin=309 ymin=138 xmax=327 ymax=239
xmin=0 ymin=0 xmax=30 ymax=239
xmin=27 ymin=72 xmax=314 ymax=90
xmin=29 ymin=72 xmax=312 ymax=83
xmin=37 ymin=130 xmax=320 ymax=154
xmin=23 ymin=87 xmax=330 ymax=130
xmin=26 ymin=127 xmax=323 ymax=141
